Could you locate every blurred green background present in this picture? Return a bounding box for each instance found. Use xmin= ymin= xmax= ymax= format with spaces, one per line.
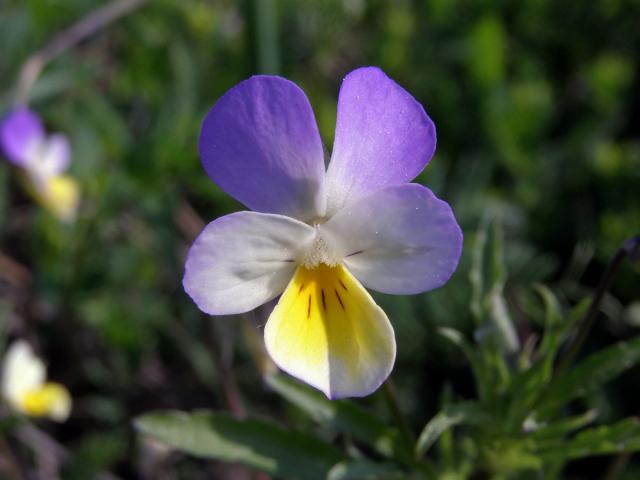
xmin=0 ymin=0 xmax=639 ymax=478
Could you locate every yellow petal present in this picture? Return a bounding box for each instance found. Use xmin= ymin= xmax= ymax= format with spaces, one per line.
xmin=41 ymin=175 xmax=80 ymax=222
xmin=23 ymin=174 xmax=80 ymax=223
xmin=264 ymin=264 xmax=395 ymax=399
xmin=20 ymin=382 xmax=72 ymax=422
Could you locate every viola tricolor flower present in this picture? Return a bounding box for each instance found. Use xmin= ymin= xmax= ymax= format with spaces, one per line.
xmin=1 ymin=340 xmax=71 ymax=422
xmin=184 ymin=67 xmax=462 ymax=399
xmin=0 ymin=107 xmax=79 ymax=222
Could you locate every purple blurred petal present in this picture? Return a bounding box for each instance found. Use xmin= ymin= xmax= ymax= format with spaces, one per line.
xmin=321 ymin=183 xmax=462 ymax=295
xmin=199 ymin=76 xmax=327 ymax=221
xmin=0 ymin=107 xmax=45 ymax=166
xmin=183 ymin=211 xmax=316 ymax=315
xmin=325 ymin=67 xmax=437 ymax=214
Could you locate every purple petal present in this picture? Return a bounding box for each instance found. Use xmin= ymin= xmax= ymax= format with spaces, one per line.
xmin=325 ymin=67 xmax=437 ymax=214
xmin=199 ymin=76 xmax=326 ymax=221
xmin=321 ymin=183 xmax=462 ymax=295
xmin=0 ymin=107 xmax=45 ymax=167
xmin=183 ymin=211 xmax=316 ymax=315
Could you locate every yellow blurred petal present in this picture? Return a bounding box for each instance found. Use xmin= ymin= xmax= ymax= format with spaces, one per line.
xmin=20 ymin=382 xmax=72 ymax=422
xmin=23 ymin=174 xmax=80 ymax=223
xmin=41 ymin=175 xmax=80 ymax=222
xmin=264 ymin=264 xmax=396 ymax=399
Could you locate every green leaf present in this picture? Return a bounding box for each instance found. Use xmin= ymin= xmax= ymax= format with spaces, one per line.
xmin=484 ymin=439 xmax=543 ymax=473
xmin=469 ymin=224 xmax=488 ymax=323
xmin=505 ymin=361 xmax=549 ymax=432
xmin=415 ymin=402 xmax=489 ymax=458
xmin=530 ymin=410 xmax=598 ymax=441
xmin=467 ymin=15 xmax=506 ymax=89
xmin=437 ymin=384 xmax=456 ymax=469
xmin=62 ymin=430 xmax=128 ymax=480
xmin=505 ymin=291 xmax=593 ymax=429
xmin=537 ymin=418 xmax=640 ymax=461
xmin=534 ymin=284 xmax=562 ymax=328
xmin=487 ymin=221 xmax=507 ymax=291
xmin=487 ymin=222 xmax=519 ymax=353
xmin=532 ymin=285 xmax=565 ymax=373
xmin=251 ymin=0 xmax=280 ymax=74
xmin=266 ymin=374 xmax=409 ymax=462
xmin=504 ymin=287 xmax=568 ymax=428
xmin=0 ymin=165 xmax=8 ymax=234
xmin=488 ymin=290 xmax=520 ymax=354
xmin=327 ymin=460 xmax=405 ymax=480
xmin=537 ymin=336 xmax=640 ymax=417
xmin=438 ymin=328 xmax=487 ymax=400
xmin=135 ymin=410 xmax=344 ymax=480
xmin=470 ymin=222 xmax=519 ymax=353
xmin=565 ymin=297 xmax=592 ymax=336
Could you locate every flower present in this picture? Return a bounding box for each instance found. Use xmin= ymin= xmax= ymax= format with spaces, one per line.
xmin=0 ymin=107 xmax=79 ymax=222
xmin=184 ymin=67 xmax=462 ymax=399
xmin=1 ymin=340 xmax=71 ymax=421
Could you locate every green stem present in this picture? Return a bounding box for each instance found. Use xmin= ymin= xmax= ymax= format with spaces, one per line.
xmin=15 ymin=0 xmax=150 ymax=104
xmin=247 ymin=0 xmax=280 ymax=75
xmin=556 ymin=235 xmax=639 ymax=373
xmin=0 ymin=435 xmax=25 ymax=480
xmin=602 ymin=452 xmax=630 ymax=480
xmin=208 ymin=317 xmax=247 ymax=419
xmin=382 ymin=379 xmax=415 ymax=450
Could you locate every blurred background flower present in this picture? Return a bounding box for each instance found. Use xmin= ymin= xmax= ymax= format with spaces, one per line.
xmin=0 ymin=0 xmax=638 ymax=478
xmin=1 ymin=107 xmax=79 ymax=222
xmin=1 ymin=340 xmax=71 ymax=422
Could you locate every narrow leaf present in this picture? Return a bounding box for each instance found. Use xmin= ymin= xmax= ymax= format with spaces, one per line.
xmin=438 ymin=327 xmax=487 ymax=400
xmin=469 ymin=224 xmax=487 ymax=323
xmin=505 ymin=290 xmax=589 ymax=428
xmin=489 ymin=290 xmax=520 ymax=353
xmin=327 ymin=460 xmax=405 ymax=480
xmin=488 ymin=221 xmax=506 ymax=291
xmin=135 ymin=410 xmax=344 ymax=480
xmin=530 ymin=410 xmax=598 ymax=440
xmin=532 ymin=285 xmax=564 ymax=380
xmin=537 ymin=336 xmax=640 ymax=417
xmin=537 ymin=417 xmax=640 ymax=461
xmin=266 ymin=374 xmax=409 ymax=462
xmin=415 ymin=402 xmax=489 ymax=458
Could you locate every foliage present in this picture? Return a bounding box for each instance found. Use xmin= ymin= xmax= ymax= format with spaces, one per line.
xmin=0 ymin=0 xmax=638 ymax=478
xmin=137 ymin=223 xmax=640 ymax=478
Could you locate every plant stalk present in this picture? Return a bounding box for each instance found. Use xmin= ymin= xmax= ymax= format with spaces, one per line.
xmin=15 ymin=0 xmax=150 ymax=104
xmin=556 ymin=235 xmax=639 ymax=373
xmin=382 ymin=379 xmax=415 ymax=450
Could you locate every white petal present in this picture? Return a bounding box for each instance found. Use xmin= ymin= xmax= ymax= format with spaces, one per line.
xmin=25 ymin=134 xmax=71 ymax=181
xmin=1 ymin=341 xmax=46 ymax=409
xmin=321 ymin=184 xmax=463 ymax=295
xmin=183 ymin=211 xmax=316 ymax=315
xmin=41 ymin=134 xmax=71 ymax=176
xmin=47 ymin=385 xmax=72 ymax=422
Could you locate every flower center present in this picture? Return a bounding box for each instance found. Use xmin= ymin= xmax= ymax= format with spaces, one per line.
xmin=300 ymin=228 xmax=340 ymax=269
